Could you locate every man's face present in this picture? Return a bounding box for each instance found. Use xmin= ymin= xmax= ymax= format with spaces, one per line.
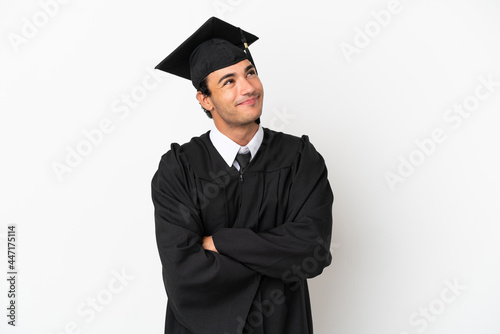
xmin=202 ymin=59 xmax=264 ymax=128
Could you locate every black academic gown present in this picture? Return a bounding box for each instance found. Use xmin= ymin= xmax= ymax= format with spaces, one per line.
xmin=152 ymin=128 xmax=333 ymax=334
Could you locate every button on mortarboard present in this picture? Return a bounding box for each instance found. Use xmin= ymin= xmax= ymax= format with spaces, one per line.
xmin=155 ymin=17 xmax=258 ymax=89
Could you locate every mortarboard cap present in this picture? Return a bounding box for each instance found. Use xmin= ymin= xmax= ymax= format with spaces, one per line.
xmin=155 ymin=17 xmax=258 ymax=89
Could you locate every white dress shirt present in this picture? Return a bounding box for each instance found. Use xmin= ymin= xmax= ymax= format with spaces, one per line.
xmin=209 ymin=123 xmax=264 ymax=170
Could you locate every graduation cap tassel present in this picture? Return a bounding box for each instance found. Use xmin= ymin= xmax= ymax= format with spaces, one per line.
xmin=240 ymin=29 xmax=257 ymax=74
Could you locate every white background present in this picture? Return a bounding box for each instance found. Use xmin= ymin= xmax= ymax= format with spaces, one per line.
xmin=1 ymin=0 xmax=500 ymax=333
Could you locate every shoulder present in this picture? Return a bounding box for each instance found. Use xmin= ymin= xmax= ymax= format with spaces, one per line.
xmin=264 ymin=127 xmax=314 ymax=146
xmin=263 ymin=127 xmax=319 ymax=159
xmin=154 ymin=132 xmax=211 ymax=180
xmin=159 ymin=131 xmax=211 ymax=166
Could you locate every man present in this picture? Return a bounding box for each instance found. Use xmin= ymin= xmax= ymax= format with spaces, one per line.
xmin=152 ymin=17 xmax=333 ymax=334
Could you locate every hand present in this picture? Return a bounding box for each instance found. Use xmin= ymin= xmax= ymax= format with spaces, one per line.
xmin=202 ymin=236 xmax=219 ymax=253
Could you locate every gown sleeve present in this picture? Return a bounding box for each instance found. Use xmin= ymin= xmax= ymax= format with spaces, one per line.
xmin=212 ymin=135 xmax=334 ymax=282
xmin=152 ymin=144 xmax=261 ymax=334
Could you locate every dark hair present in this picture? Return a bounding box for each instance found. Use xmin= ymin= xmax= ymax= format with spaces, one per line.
xmin=198 ymin=77 xmax=212 ymax=119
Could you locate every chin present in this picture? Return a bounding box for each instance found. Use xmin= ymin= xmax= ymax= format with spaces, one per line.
xmin=236 ymin=105 xmax=261 ymax=119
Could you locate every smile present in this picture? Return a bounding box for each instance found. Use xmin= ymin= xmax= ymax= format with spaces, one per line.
xmin=237 ymin=95 xmax=260 ymax=106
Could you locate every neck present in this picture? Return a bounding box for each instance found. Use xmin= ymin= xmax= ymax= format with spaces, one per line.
xmin=214 ymin=121 xmax=259 ymax=146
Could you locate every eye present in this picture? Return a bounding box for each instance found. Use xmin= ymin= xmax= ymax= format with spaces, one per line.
xmin=247 ymin=69 xmax=256 ymax=77
xmin=223 ymin=79 xmax=234 ymax=86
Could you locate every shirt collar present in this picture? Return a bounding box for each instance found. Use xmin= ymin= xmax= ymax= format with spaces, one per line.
xmin=209 ymin=123 xmax=264 ymax=167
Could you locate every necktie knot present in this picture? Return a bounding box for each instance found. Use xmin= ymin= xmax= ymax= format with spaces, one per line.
xmin=236 ymin=152 xmax=251 ymax=171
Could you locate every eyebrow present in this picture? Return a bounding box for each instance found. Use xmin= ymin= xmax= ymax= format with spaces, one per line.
xmin=217 ymin=64 xmax=256 ymax=86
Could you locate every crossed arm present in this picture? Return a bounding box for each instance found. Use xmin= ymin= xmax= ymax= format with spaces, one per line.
xmin=199 ymin=135 xmax=333 ymax=279
xmin=202 ymin=236 xmax=218 ymax=253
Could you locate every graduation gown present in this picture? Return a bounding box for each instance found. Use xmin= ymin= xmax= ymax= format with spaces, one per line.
xmin=152 ymin=127 xmax=333 ymax=334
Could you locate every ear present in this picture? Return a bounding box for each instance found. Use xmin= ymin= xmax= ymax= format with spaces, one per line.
xmin=196 ymin=91 xmax=214 ymax=111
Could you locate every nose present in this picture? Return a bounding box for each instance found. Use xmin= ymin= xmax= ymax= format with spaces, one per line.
xmin=239 ymin=76 xmax=256 ymax=96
